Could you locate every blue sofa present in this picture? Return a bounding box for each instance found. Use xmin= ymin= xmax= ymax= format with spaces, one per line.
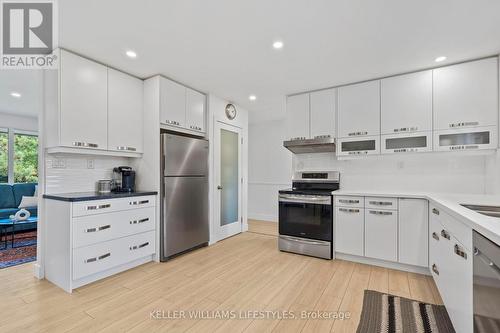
xmin=0 ymin=183 xmax=38 ymax=221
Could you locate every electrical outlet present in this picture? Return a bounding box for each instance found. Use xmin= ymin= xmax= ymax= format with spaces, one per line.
xmin=87 ymin=159 xmax=94 ymax=169
xmin=59 ymin=159 xmax=66 ymax=169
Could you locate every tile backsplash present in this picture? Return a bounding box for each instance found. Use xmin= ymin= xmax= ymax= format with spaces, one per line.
xmin=45 ymin=153 xmax=131 ymax=194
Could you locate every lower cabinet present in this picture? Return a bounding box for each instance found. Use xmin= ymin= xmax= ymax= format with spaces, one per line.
xmin=364 ymin=208 xmax=398 ymax=262
xmin=335 ymin=206 xmax=364 ymax=256
xmin=399 ymin=198 xmax=428 ymax=267
xmin=429 ymin=205 xmax=473 ymax=333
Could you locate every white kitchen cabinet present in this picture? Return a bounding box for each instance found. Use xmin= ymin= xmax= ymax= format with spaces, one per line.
xmin=59 ymin=50 xmax=108 ymax=150
xmin=398 ymin=198 xmax=428 ymax=267
xmin=286 ymin=93 xmax=310 ymax=140
xmin=364 ymin=209 xmax=398 ymax=262
xmin=338 ymin=80 xmax=380 ymax=138
xmin=381 ymin=70 xmax=432 ymax=134
xmin=381 ymin=131 xmax=432 ymax=154
xmin=433 ymin=57 xmax=498 ymax=131
xmin=108 ymin=68 xmax=144 ymax=153
xmin=160 ymin=77 xmax=186 ymax=128
xmin=337 ymin=135 xmax=380 ymax=156
xmin=310 ymin=89 xmax=336 ymax=139
xmin=433 ymin=125 xmax=497 ymax=152
xmin=186 ymin=88 xmax=206 ymax=133
xmin=335 ymin=207 xmax=364 ymax=256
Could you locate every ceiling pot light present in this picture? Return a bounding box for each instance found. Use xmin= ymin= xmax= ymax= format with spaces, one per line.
xmin=249 ymin=95 xmax=257 ymax=101
xmin=10 ymin=92 xmax=21 ymax=98
xmin=435 ymin=56 xmax=447 ymax=63
xmin=126 ymin=50 xmax=137 ymax=58
xmin=272 ymin=40 xmax=284 ymax=49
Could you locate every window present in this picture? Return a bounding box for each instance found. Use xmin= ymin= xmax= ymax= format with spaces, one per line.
xmin=0 ymin=129 xmax=38 ymax=184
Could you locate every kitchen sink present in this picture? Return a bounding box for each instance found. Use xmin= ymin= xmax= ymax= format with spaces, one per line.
xmin=460 ymin=204 xmax=500 ymax=218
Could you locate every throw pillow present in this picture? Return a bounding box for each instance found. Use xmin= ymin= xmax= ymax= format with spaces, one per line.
xmin=18 ymin=196 xmax=38 ymax=208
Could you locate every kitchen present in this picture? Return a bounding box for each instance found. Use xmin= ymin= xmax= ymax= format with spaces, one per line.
xmin=1 ymin=1 xmax=500 ymax=332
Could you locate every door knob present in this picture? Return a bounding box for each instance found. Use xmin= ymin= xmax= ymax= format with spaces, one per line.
xmin=217 ymin=185 xmax=223 ymax=190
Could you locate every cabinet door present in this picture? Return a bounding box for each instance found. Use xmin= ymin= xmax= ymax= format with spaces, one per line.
xmin=338 ymin=80 xmax=380 ymax=138
xmin=365 ymin=209 xmax=398 ymax=262
xmin=185 ymin=88 xmax=205 ymax=133
xmin=160 ymin=77 xmax=186 ymax=128
xmin=335 ymin=207 xmax=364 ymax=256
xmin=286 ymin=94 xmax=309 ymax=140
xmin=108 ymin=69 xmax=143 ymax=153
xmin=381 ymin=70 xmax=432 ymax=134
xmin=433 ymin=58 xmax=498 ymax=130
xmin=398 ymin=198 xmax=428 ymax=267
xmin=60 ymin=50 xmax=108 ymax=150
xmin=310 ymin=89 xmax=336 ymax=139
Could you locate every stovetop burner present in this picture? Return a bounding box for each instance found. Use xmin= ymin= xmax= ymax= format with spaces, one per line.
xmin=279 ymin=171 xmax=340 ymax=196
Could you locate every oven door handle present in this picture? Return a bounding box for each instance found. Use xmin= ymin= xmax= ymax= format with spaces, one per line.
xmin=279 ymin=235 xmax=329 ymax=246
xmin=279 ymin=195 xmax=331 ymax=205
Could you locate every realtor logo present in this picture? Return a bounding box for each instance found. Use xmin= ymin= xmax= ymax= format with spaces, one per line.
xmin=1 ymin=0 xmax=58 ymax=68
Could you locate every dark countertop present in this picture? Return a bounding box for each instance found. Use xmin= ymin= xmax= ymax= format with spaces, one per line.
xmin=43 ymin=191 xmax=158 ymax=202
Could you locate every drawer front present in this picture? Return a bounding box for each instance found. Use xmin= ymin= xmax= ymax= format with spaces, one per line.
xmin=335 ymin=196 xmax=364 ymax=208
xmin=429 ymin=204 xmax=472 ymax=251
xmin=365 ymin=197 xmax=398 ymax=210
xmin=73 ymin=231 xmax=155 ymax=280
xmin=73 ymin=207 xmax=155 ymax=248
xmin=72 ymin=195 xmax=155 ymax=217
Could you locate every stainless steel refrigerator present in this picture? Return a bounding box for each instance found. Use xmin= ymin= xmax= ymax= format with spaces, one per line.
xmin=161 ymin=133 xmax=209 ymax=261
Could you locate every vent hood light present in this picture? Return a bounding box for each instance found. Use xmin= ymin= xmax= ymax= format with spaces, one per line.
xmin=283 ymin=137 xmax=336 ymax=154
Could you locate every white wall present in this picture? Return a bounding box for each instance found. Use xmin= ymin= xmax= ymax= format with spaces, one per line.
xmin=0 ymin=112 xmax=38 ymax=132
xmin=248 ymin=120 xmax=292 ymax=222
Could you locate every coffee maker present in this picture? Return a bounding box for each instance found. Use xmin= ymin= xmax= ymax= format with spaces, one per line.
xmin=112 ymin=166 xmax=136 ymax=192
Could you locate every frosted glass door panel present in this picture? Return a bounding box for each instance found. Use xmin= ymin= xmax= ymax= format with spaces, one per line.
xmin=220 ymin=129 xmax=239 ymax=226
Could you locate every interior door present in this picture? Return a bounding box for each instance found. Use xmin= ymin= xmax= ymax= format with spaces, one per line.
xmin=214 ymin=121 xmax=242 ymax=241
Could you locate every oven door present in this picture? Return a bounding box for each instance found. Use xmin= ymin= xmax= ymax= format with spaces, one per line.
xmin=278 ymin=194 xmax=332 ymax=241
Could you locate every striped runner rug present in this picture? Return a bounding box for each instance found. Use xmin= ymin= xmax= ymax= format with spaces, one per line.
xmin=357 ymin=290 xmax=455 ymax=333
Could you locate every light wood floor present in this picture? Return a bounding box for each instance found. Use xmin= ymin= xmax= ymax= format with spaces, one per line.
xmin=0 ymin=221 xmax=442 ymax=333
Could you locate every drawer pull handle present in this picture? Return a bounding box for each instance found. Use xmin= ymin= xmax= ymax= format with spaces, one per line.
xmin=73 ymin=141 xmax=98 ymax=148
xmin=130 ymin=242 xmax=150 ymax=251
xmin=86 ymin=203 xmax=111 ymax=211
xmin=98 ymin=225 xmax=111 ymax=231
xmin=432 ymin=264 xmax=439 ymax=275
xmin=369 ymin=201 xmax=392 ymax=206
xmin=454 ymin=244 xmax=467 ymax=260
xmin=116 ymin=146 xmax=137 ymax=152
xmin=84 ymin=252 xmax=111 ymax=263
xmin=348 ymin=131 xmax=368 ymax=137
xmin=369 ymin=210 xmax=393 ymax=216
xmin=339 ymin=199 xmax=359 ymax=204
xmin=85 ymin=227 xmax=97 ymax=233
xmin=432 ymin=208 xmax=439 ymax=215
xmin=440 ymin=229 xmax=450 ymax=240
xmin=432 ymin=232 xmax=439 ymax=241
xmin=130 ymin=218 xmax=149 ymax=225
xmin=130 ymin=200 xmax=149 ymax=206
xmin=339 ymin=208 xmax=360 ymax=213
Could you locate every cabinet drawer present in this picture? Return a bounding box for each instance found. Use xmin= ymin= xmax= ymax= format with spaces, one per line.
xmin=430 ymin=204 xmax=472 ymax=251
xmin=72 ymin=196 xmax=155 ymax=217
xmin=73 ymin=207 xmax=155 ymax=248
xmin=335 ymin=196 xmax=364 ymax=208
xmin=73 ymin=231 xmax=155 ymax=280
xmin=335 ymin=207 xmax=364 ymax=256
xmin=365 ymin=197 xmax=398 ymax=210
xmin=365 ymin=209 xmax=398 ymax=262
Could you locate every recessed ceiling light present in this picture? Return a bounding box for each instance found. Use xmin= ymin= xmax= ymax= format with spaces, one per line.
xmin=126 ymin=50 xmax=137 ymax=58
xmin=272 ymin=40 xmax=284 ymax=49
xmin=249 ymin=95 xmax=257 ymax=101
xmin=435 ymin=56 xmax=447 ymax=63
xmin=10 ymin=92 xmax=21 ymax=98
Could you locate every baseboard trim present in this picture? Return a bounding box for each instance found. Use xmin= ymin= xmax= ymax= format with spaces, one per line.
xmin=33 ymin=262 xmax=44 ymax=279
xmin=336 ymin=253 xmax=431 ymax=275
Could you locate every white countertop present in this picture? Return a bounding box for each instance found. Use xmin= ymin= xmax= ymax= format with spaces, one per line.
xmin=334 ymin=190 xmax=500 ymax=245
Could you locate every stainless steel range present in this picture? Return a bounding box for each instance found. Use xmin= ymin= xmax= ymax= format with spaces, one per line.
xmin=278 ymin=171 xmax=340 ymax=259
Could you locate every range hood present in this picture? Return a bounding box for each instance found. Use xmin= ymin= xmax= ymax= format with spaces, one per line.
xmin=283 ymin=136 xmax=336 ymax=154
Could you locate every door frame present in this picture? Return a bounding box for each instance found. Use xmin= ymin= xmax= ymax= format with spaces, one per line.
xmin=213 ymin=120 xmax=243 ymax=242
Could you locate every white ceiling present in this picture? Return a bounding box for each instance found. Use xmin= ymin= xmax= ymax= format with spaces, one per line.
xmin=0 ymin=70 xmax=41 ymax=118
xmin=58 ymin=0 xmax=500 ymax=123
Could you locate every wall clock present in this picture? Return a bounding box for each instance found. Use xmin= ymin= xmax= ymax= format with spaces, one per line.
xmin=225 ymin=104 xmax=237 ymax=120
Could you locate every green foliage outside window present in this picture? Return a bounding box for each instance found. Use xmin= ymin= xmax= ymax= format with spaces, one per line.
xmin=0 ymin=132 xmax=7 ymax=183
xmin=0 ymin=132 xmax=38 ymax=183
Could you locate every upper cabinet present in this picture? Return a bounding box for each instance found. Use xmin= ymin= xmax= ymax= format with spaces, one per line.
xmin=59 ymin=50 xmax=108 ymax=150
xmin=45 ymin=49 xmax=144 ymax=157
xmin=285 ymin=93 xmax=309 ymax=140
xmin=310 ymin=89 xmax=336 ymax=139
xmin=160 ymin=77 xmax=206 ymax=135
xmin=433 ymin=58 xmax=498 ymax=131
xmin=338 ymin=80 xmax=380 ymax=138
xmin=108 ymin=68 xmax=144 ymax=153
xmin=381 ymin=70 xmax=432 ymax=134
